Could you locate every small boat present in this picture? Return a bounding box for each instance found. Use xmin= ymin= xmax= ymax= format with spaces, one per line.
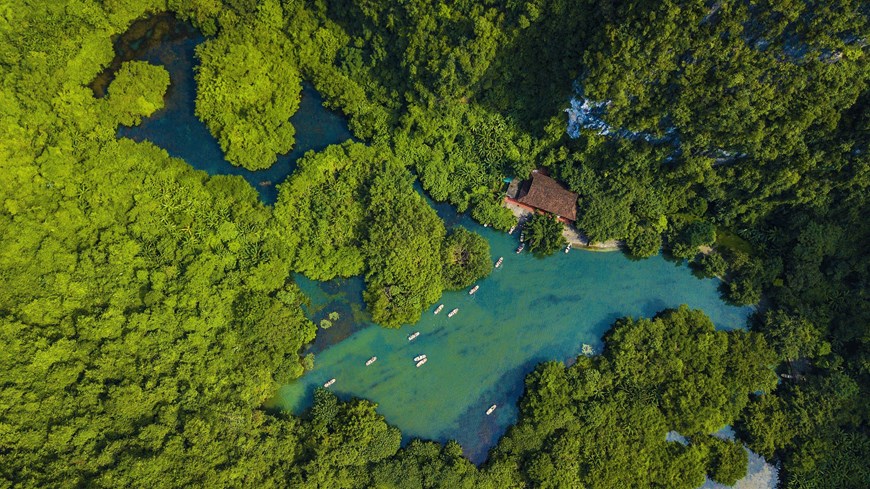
xmin=365 ymin=356 xmax=377 ymax=366
xmin=565 ymin=243 xmax=572 ymax=253
xmin=434 ymin=304 xmax=444 ymax=314
xmin=495 ymin=257 xmax=503 ymax=268
xmin=486 ymin=404 xmax=497 ymax=415
xmin=469 ymin=285 xmax=479 ymax=295
xmin=323 ymin=378 xmax=336 ymax=388
xmin=508 ymin=226 xmax=516 ymax=234
xmin=516 ymin=243 xmax=525 ymax=254
xmin=408 ymin=331 xmax=420 ymax=341
xmin=519 ymin=233 xmax=525 ymax=242
xmin=448 ymin=308 xmax=459 ymax=318
xmin=413 ymin=354 xmax=427 ymax=362
xmin=258 ymin=180 xmax=272 ymax=187
xmin=416 ymin=358 xmax=428 ymax=367
xmin=483 ymin=223 xmax=489 ymax=227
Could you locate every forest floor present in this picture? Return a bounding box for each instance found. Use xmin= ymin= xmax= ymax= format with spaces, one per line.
xmin=502 ymin=199 xmax=622 ymax=251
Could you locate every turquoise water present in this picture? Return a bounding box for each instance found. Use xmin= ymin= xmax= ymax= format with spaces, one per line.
xmin=278 ymin=208 xmax=751 ymax=463
xmin=114 ymin=19 xmax=352 ymax=204
xmin=109 ymin=15 xmax=752 ymax=466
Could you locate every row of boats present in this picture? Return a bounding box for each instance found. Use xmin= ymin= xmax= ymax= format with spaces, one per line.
xmin=323 ymin=230 xmax=520 ymax=407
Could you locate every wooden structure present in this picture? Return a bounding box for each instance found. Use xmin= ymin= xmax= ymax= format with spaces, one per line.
xmin=505 ymin=171 xmax=578 ymax=222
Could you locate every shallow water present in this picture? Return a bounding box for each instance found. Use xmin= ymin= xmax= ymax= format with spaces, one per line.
xmin=279 ymin=209 xmax=751 ymax=463
xmin=110 ymin=14 xmax=753 ymax=469
xmin=113 ymin=17 xmax=352 ymax=203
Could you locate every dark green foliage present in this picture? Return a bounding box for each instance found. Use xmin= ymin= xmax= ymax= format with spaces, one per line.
xmin=487 ymin=306 xmax=777 ymax=488
xmin=2 ymin=0 xmax=868 ymax=487
xmin=441 ymin=227 xmax=492 ymax=290
xmin=705 ymin=438 xmax=748 ymax=486
xmin=524 ymin=213 xmax=566 ymax=256
xmin=693 ymin=252 xmax=728 ymax=278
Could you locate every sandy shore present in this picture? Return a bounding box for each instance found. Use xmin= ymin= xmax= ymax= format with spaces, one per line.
xmin=502 ymin=200 xmax=622 ymax=252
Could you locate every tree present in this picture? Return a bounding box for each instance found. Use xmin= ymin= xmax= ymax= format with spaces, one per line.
xmin=442 ymin=227 xmax=492 ymax=290
xmin=525 ymin=213 xmax=567 ymax=256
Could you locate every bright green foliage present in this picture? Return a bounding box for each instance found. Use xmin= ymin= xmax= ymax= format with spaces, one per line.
xmin=487 ymin=306 xmax=777 ymax=488
xmin=273 ymin=142 xmax=488 ymax=327
xmin=363 ymin=165 xmax=446 ymax=327
xmin=524 ymin=213 xmax=566 ymax=256
xmin=1 ymin=0 xmax=868 ymax=487
xmin=195 ymin=29 xmax=302 ymax=170
xmin=107 ymin=61 xmax=170 ymax=126
xmin=441 ymin=227 xmax=492 ymax=290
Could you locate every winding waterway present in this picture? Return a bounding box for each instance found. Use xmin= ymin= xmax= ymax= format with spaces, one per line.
xmin=113 ymin=15 xmax=761 ymax=474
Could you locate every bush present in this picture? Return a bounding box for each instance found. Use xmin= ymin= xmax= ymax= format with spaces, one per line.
xmin=707 ymin=438 xmax=748 ymax=485
xmin=525 ymin=213 xmax=567 ymax=256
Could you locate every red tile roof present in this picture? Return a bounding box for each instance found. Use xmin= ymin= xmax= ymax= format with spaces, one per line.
xmin=516 ymin=173 xmax=578 ymax=221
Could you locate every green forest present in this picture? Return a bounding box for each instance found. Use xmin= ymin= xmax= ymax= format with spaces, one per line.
xmin=1 ymin=0 xmax=867 ymax=488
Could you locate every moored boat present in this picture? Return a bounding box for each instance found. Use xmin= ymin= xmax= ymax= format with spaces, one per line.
xmin=508 ymin=225 xmax=516 ymax=234
xmin=565 ymin=243 xmax=572 ymax=253
xmin=486 ymin=404 xmax=497 ymax=415
xmin=447 ymin=308 xmax=459 ymax=318
xmin=516 ymin=243 xmax=524 ymax=254
xmin=408 ymin=331 xmax=420 ymax=341
xmin=416 ymin=358 xmax=428 ymax=367
xmin=434 ymin=304 xmax=444 ymax=314
xmin=413 ymin=354 xmax=427 ymax=362
xmin=323 ymin=378 xmax=336 ymax=388
xmin=495 ymin=257 xmax=503 ymax=268
xmin=469 ymin=285 xmax=479 ymax=295
xmin=365 ymin=356 xmax=377 ymax=366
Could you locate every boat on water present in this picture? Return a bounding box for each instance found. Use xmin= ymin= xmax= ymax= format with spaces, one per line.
xmin=486 ymin=404 xmax=497 ymax=415
xmin=448 ymin=308 xmax=459 ymax=318
xmin=323 ymin=378 xmax=336 ymax=388
xmin=434 ymin=304 xmax=444 ymax=314
xmin=516 ymin=243 xmax=525 ymax=254
xmin=413 ymin=354 xmax=427 ymax=362
xmin=565 ymin=243 xmax=572 ymax=253
xmin=416 ymin=358 xmax=428 ymax=367
xmin=469 ymin=285 xmax=479 ymax=295
xmin=408 ymin=331 xmax=420 ymax=341
xmin=519 ymin=233 xmax=525 ymax=242
xmin=365 ymin=356 xmax=377 ymax=366
xmin=495 ymin=257 xmax=503 ymax=268
xmin=508 ymin=225 xmax=516 ymax=234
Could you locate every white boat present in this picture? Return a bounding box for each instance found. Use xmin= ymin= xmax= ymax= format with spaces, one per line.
xmin=565 ymin=243 xmax=572 ymax=253
xmin=365 ymin=356 xmax=377 ymax=366
xmin=416 ymin=358 xmax=428 ymax=367
xmin=495 ymin=257 xmax=503 ymax=268
xmin=469 ymin=285 xmax=479 ymax=295
xmin=447 ymin=308 xmax=459 ymax=318
xmin=519 ymin=233 xmax=525 ymax=242
xmin=508 ymin=226 xmax=516 ymax=234
xmin=408 ymin=331 xmax=420 ymax=341
xmin=516 ymin=243 xmax=525 ymax=254
xmin=323 ymin=378 xmax=336 ymax=388
xmin=434 ymin=304 xmax=444 ymax=314
xmin=486 ymin=404 xmax=497 ymax=415
xmin=413 ymin=354 xmax=427 ymax=362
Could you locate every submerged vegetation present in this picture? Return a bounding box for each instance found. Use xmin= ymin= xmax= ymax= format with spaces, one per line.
xmin=0 ymin=0 xmax=867 ymax=488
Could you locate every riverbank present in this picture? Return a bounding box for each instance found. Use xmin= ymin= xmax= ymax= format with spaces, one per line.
xmin=502 ymin=199 xmax=622 ymax=251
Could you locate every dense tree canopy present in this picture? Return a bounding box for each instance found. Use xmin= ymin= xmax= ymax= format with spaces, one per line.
xmin=1 ymin=0 xmax=867 ymax=487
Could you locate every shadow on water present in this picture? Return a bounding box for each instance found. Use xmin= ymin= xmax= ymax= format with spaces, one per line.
xmin=101 ymin=15 xmax=353 ymax=204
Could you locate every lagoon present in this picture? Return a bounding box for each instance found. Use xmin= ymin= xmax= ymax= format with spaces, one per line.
xmin=278 ymin=205 xmax=750 ymax=463
xmin=110 ymin=15 xmax=352 ymax=204
xmin=112 ymin=14 xmax=752 ymax=466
